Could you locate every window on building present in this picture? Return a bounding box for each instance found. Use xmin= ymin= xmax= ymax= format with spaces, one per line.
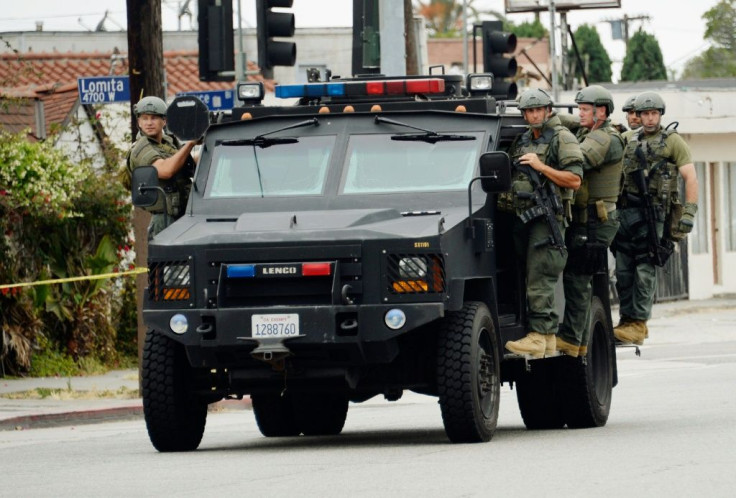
xmin=691 ymin=162 xmax=708 ymax=254
xmin=726 ymin=162 xmax=736 ymax=252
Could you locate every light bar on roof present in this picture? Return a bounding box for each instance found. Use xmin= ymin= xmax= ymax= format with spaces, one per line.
xmin=274 ymin=78 xmax=446 ymax=100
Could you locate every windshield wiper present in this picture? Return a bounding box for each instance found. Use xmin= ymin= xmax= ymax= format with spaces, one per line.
xmin=219 ymin=117 xmax=320 ymax=148
xmin=374 ymin=115 xmax=476 ymax=143
xmin=219 ymin=137 xmax=298 ymax=148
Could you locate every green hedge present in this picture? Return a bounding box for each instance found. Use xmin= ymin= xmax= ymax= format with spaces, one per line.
xmin=0 ymin=129 xmax=137 ymax=376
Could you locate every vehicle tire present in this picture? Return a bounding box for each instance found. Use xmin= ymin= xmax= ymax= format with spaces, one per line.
xmin=142 ymin=331 xmax=208 ymax=452
xmin=562 ymin=296 xmax=614 ymax=428
xmin=437 ymin=302 xmax=501 ymax=443
xmin=515 ymin=358 xmax=566 ymax=430
xmin=293 ymin=392 xmax=349 ymax=436
xmin=252 ymin=393 xmax=300 ymax=437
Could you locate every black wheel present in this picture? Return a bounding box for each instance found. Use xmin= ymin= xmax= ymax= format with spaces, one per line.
xmin=437 ymin=302 xmax=501 ymax=443
xmin=293 ymin=392 xmax=349 ymax=436
xmin=142 ymin=331 xmax=207 ymax=452
xmin=252 ymin=393 xmax=300 ymax=437
xmin=515 ymin=358 xmax=566 ymax=430
xmin=562 ymin=296 xmax=614 ymax=428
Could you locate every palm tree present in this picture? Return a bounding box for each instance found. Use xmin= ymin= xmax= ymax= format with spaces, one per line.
xmin=415 ymin=0 xmax=505 ymax=37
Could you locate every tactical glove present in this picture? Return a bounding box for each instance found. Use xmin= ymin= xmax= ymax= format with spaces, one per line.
xmin=678 ymin=202 xmax=698 ymax=234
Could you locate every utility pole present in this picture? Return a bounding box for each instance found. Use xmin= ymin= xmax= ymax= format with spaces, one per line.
xmin=404 ymin=0 xmax=418 ymax=75
xmin=549 ymin=0 xmax=558 ymax=101
xmin=606 ymin=14 xmax=650 ymax=51
xmin=126 ymin=0 xmax=166 ymax=365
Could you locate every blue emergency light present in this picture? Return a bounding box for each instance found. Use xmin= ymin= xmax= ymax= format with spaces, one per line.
xmin=275 ymin=78 xmax=446 ymax=100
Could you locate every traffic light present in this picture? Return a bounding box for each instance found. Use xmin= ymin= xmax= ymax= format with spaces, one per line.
xmin=256 ymin=0 xmax=297 ymax=79
xmin=481 ymin=21 xmax=518 ymax=100
xmin=197 ymin=0 xmax=235 ymax=82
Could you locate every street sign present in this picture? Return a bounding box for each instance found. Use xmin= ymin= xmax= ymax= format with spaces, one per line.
xmin=77 ymin=76 xmax=130 ymax=104
xmin=177 ymin=89 xmax=235 ymax=111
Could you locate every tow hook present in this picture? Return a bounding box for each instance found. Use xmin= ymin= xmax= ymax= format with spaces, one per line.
xmin=236 ymin=335 xmax=304 ymax=366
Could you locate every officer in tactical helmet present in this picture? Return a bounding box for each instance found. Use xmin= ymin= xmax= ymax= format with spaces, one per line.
xmin=557 ymin=85 xmax=624 ymax=357
xmin=621 ymin=95 xmax=641 ymax=139
xmin=127 ymin=96 xmax=199 ymax=239
xmin=613 ymin=91 xmax=699 ymax=345
xmin=500 ymin=88 xmax=584 ymax=359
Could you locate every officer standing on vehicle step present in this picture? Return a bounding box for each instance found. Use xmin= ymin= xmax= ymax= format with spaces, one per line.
xmin=557 ymin=85 xmax=624 ymax=357
xmin=613 ymin=92 xmax=698 ymax=344
xmin=621 ymin=95 xmax=641 ymax=140
xmin=500 ymin=88 xmax=584 ymax=358
xmin=127 ymin=96 xmax=198 ymax=239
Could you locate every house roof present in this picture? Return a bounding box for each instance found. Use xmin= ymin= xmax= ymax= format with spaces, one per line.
xmin=0 ymin=50 xmax=269 ymax=140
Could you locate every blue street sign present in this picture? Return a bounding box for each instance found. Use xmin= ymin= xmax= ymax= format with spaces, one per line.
xmin=177 ymin=89 xmax=235 ymax=111
xmin=77 ymin=76 xmax=131 ymax=104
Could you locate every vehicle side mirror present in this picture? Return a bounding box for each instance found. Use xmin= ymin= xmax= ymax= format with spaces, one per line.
xmin=131 ymin=166 xmax=162 ymax=207
xmin=478 ymin=151 xmax=512 ymax=193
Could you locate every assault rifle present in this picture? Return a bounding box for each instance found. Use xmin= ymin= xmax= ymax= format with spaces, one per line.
xmin=632 ymin=146 xmax=674 ymax=267
xmin=514 ymin=160 xmax=566 ymax=254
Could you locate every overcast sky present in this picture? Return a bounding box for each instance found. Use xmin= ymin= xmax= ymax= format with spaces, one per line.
xmin=1 ymin=0 xmax=719 ymax=79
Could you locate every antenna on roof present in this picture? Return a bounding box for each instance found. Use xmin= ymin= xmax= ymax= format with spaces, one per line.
xmin=178 ymin=0 xmax=193 ymax=31
xmin=95 ymin=10 xmax=109 ymax=32
xmin=78 ymin=18 xmax=93 ymax=32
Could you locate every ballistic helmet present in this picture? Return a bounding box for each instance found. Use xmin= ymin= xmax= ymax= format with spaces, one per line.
xmin=518 ymin=88 xmax=553 ymax=110
xmin=574 ymin=85 xmax=614 ymax=114
xmin=134 ymin=96 xmax=167 ymax=117
xmin=634 ymin=92 xmax=666 ymax=115
xmin=622 ymin=95 xmax=637 ymax=112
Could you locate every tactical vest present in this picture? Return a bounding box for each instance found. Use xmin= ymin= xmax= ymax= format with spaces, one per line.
xmin=127 ymin=135 xmax=194 ymax=217
xmin=621 ymin=127 xmax=679 ymax=210
xmin=575 ymin=124 xmax=624 ymax=206
xmin=498 ymin=125 xmax=572 ymax=218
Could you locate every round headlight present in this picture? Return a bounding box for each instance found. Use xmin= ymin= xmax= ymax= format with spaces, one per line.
xmin=384 ymin=309 xmax=407 ymax=330
xmin=169 ymin=314 xmax=189 ymax=334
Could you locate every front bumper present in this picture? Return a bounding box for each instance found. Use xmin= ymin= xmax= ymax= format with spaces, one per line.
xmin=143 ymin=302 xmax=444 ymax=367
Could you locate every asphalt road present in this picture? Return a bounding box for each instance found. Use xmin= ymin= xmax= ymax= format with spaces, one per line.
xmin=1 ymin=307 xmax=735 ymax=497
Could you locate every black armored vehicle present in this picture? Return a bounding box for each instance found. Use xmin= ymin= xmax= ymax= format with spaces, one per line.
xmin=131 ymin=73 xmax=617 ymax=452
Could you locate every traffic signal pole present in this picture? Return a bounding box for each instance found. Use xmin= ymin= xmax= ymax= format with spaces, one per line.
xmin=549 ymin=0 xmax=559 ymax=101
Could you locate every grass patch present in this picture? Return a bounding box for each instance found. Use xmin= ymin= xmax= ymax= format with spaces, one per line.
xmin=0 ymin=386 xmax=140 ymax=400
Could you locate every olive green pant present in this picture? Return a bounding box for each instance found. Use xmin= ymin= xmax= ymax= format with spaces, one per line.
xmin=147 ymin=213 xmax=171 ymax=241
xmin=512 ymin=217 xmax=568 ymax=336
xmin=559 ymin=214 xmax=620 ymax=347
xmin=614 ymin=207 xmax=664 ymax=321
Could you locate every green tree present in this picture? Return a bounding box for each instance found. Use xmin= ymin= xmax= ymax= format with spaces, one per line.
xmin=620 ymin=30 xmax=667 ymax=82
xmin=510 ymin=18 xmax=548 ymax=39
xmin=569 ymin=24 xmax=612 ymax=83
xmin=682 ymin=0 xmax=736 ymax=78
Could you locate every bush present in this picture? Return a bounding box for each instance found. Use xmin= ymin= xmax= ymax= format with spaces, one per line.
xmin=0 ymin=129 xmax=137 ymax=375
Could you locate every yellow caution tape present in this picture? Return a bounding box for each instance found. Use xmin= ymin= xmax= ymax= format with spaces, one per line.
xmin=0 ymin=267 xmax=148 ymax=290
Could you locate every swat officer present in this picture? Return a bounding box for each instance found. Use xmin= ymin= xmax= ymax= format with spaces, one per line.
xmin=621 ymin=95 xmax=641 ymax=139
xmin=613 ymin=92 xmax=699 ymax=344
xmin=128 ymin=96 xmax=198 ymax=239
xmin=501 ymin=88 xmax=584 ymax=358
xmin=557 ymin=85 xmax=624 ymax=357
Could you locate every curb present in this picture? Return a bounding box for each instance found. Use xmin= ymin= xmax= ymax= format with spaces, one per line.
xmin=0 ymin=405 xmax=143 ymax=431
xmin=0 ymin=398 xmax=252 ymax=431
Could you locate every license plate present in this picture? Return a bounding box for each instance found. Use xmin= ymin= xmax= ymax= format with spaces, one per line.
xmin=251 ymin=314 xmax=299 ymax=338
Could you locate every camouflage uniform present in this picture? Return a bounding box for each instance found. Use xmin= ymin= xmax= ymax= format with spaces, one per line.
xmin=128 ymin=132 xmax=194 ymax=239
xmin=501 ymin=112 xmax=584 ymax=337
xmin=559 ymin=119 xmax=624 ymax=353
xmin=614 ymin=126 xmax=691 ymax=323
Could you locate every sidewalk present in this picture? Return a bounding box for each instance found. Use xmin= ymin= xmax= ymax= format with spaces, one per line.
xmin=0 ymin=369 xmax=143 ymax=431
xmin=2 ymin=295 xmax=735 ymax=431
